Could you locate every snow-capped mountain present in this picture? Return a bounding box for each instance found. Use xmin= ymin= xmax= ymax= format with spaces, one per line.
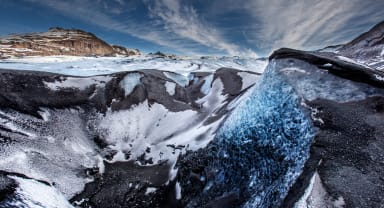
xmin=337 ymin=21 xmax=384 ymax=71
xmin=0 ymin=27 xmax=140 ymax=58
xmin=0 ymin=21 xmax=383 ymax=208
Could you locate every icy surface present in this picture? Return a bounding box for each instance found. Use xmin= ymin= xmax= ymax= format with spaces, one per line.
xmin=163 ymin=71 xmax=189 ymax=87
xmin=336 ymin=55 xmax=363 ymax=65
xmin=165 ymin=81 xmax=176 ymax=96
xmin=0 ymin=108 xmax=102 ymax=198
xmin=238 ymin=71 xmax=260 ymax=91
xmin=119 ymin=73 xmax=143 ymax=96
xmin=374 ymin=74 xmax=384 ymax=81
xmin=294 ymin=172 xmax=345 ymax=208
xmin=145 ymin=187 xmax=157 ymax=195
xmin=175 ymin=182 xmax=182 ymax=200
xmin=96 ymin=78 xmax=228 ymax=167
xmin=0 ymin=55 xmax=267 ymax=76
xmin=5 ymin=176 xmax=73 ymax=208
xmin=182 ymin=60 xmax=315 ymax=207
xmin=200 ymin=74 xmax=214 ymax=94
xmin=219 ymin=63 xmax=314 ymax=207
xmin=277 ymin=59 xmax=383 ymax=102
xmin=44 ymin=76 xmax=111 ymax=91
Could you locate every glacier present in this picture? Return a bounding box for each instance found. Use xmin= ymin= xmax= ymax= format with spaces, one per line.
xmin=0 ymin=48 xmax=382 ymax=207
xmin=0 ymin=55 xmax=267 ymax=76
xmin=176 ymin=60 xmax=315 ymax=207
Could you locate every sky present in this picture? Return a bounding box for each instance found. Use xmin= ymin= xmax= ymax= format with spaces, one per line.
xmin=0 ymin=0 xmax=383 ymax=57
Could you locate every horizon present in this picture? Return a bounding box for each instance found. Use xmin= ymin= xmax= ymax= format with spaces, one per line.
xmin=1 ymin=0 xmax=383 ymax=57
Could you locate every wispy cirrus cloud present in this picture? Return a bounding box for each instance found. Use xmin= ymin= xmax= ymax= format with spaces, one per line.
xmin=242 ymin=0 xmax=384 ymax=53
xmin=146 ymin=0 xmax=258 ymax=57
xmin=22 ymin=0 xmax=189 ymax=53
xmin=22 ymin=0 xmax=258 ymax=56
xmin=11 ymin=0 xmax=384 ymax=56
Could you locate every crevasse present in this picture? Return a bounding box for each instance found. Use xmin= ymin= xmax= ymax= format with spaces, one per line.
xmin=214 ymin=61 xmax=315 ymax=207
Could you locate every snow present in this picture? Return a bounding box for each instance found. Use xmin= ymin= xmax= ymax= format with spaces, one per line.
xmin=163 ymin=71 xmax=189 ymax=87
xmin=38 ymin=109 xmax=51 ymax=121
xmin=323 ymin=63 xmax=332 ymax=67
xmin=97 ymin=96 xmax=223 ymax=166
xmin=0 ymin=116 xmax=36 ymax=138
xmin=165 ymin=81 xmax=176 ymax=96
xmin=276 ymin=60 xmax=383 ymax=103
xmin=119 ymin=73 xmax=143 ymax=96
xmin=281 ymin=67 xmax=307 ymax=74
xmin=44 ymin=76 xmax=111 ymax=91
xmin=0 ymin=108 xmax=103 ymax=198
xmin=145 ymin=187 xmax=157 ymax=195
xmin=212 ymin=62 xmax=315 ymax=207
xmin=8 ymin=176 xmax=73 ymax=208
xmin=381 ymin=48 xmax=384 ymax=56
xmin=0 ymin=55 xmax=268 ymax=76
xmin=200 ymin=74 xmax=214 ymax=94
xmin=96 ymin=77 xmax=228 ymax=176
xmin=374 ymin=74 xmax=384 ymax=81
xmin=237 ymin=71 xmax=260 ymax=91
xmin=175 ymin=182 xmax=182 ymax=200
xmin=294 ymin=172 xmax=345 ymax=208
xmin=0 ymin=69 xmax=244 ymax=200
xmin=336 ymin=55 xmax=367 ymax=67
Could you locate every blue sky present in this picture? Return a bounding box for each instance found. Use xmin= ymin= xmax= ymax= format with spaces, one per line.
xmin=0 ymin=0 xmax=383 ymax=57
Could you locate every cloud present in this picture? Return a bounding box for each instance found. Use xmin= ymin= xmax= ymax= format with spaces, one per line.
xmin=21 ymin=0 xmax=258 ymax=57
xmin=149 ymin=1 xmax=256 ymax=56
xmin=16 ymin=0 xmax=384 ymax=56
xmin=146 ymin=0 xmax=258 ymax=57
xmin=244 ymin=0 xmax=384 ymax=53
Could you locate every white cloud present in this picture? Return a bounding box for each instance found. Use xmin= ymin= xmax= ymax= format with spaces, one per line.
xmin=147 ymin=0 xmax=258 ymax=57
xmin=22 ymin=0 xmax=258 ymax=57
xmin=244 ymin=0 xmax=384 ymax=53
xmin=18 ymin=0 xmax=384 ymax=56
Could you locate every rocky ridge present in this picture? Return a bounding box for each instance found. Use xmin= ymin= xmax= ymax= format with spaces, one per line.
xmin=0 ymin=27 xmax=140 ymax=58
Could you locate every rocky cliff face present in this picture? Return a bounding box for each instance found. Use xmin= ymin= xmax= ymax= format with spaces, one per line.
xmin=0 ymin=28 xmax=140 ymax=58
xmin=338 ymin=21 xmax=384 ymax=70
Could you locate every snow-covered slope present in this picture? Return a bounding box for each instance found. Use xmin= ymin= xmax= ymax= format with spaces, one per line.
xmin=0 ymin=67 xmax=261 ymax=207
xmin=0 ymin=47 xmax=383 ymax=207
xmin=0 ymin=55 xmax=267 ymax=76
xmin=336 ymin=21 xmax=384 ymax=71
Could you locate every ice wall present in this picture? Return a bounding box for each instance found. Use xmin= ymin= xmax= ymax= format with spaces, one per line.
xmin=190 ymin=60 xmax=315 ymax=207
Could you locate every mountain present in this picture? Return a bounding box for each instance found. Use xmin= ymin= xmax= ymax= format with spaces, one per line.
xmin=0 ymin=22 xmax=383 ymax=208
xmin=0 ymin=27 xmax=140 ymax=58
xmin=338 ymin=21 xmax=384 ymax=70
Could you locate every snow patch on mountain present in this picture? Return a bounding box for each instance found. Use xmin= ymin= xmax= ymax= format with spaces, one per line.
xmin=238 ymin=71 xmax=260 ymax=91
xmin=44 ymin=76 xmax=111 ymax=91
xmin=7 ymin=176 xmax=74 ymax=208
xmin=165 ymin=81 xmax=176 ymax=96
xmin=0 ymin=56 xmax=267 ymax=76
xmin=120 ymin=73 xmax=143 ymax=96
xmin=294 ymin=172 xmax=345 ymax=208
xmin=0 ymin=108 xmax=103 ymax=198
xmin=163 ymin=71 xmax=189 ymax=87
xmin=96 ymin=78 xmax=228 ymax=169
xmin=278 ymin=60 xmax=382 ymax=102
xmin=200 ymin=74 xmax=214 ymax=94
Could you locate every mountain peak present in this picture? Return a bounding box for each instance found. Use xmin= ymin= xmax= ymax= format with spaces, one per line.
xmin=339 ymin=21 xmax=384 ymax=59
xmin=0 ymin=28 xmax=140 ymax=58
